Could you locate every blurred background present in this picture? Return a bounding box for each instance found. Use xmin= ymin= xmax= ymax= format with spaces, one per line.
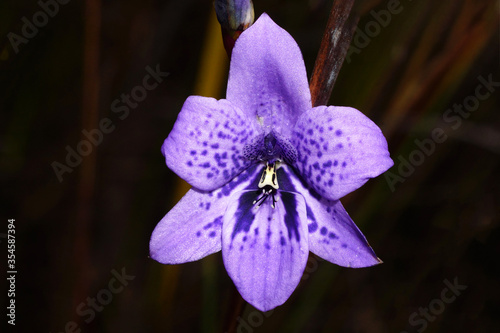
xmin=1 ymin=0 xmax=499 ymax=332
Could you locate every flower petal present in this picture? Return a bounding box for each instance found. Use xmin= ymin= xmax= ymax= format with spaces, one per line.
xmin=278 ymin=165 xmax=381 ymax=268
xmin=222 ymin=189 xmax=309 ymax=311
xmin=150 ymin=165 xmax=262 ymax=264
xmin=162 ymin=96 xmax=259 ymax=191
xmin=292 ymin=106 xmax=393 ymax=200
xmin=227 ymin=13 xmax=311 ymax=138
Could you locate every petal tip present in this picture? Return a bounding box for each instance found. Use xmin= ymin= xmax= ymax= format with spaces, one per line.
xmin=253 ymin=12 xmax=272 ymax=26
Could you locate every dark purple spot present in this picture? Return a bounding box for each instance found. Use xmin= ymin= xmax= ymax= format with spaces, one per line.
xmin=308 ymin=222 xmax=318 ymax=233
xmin=341 ymin=243 xmax=348 ymax=248
xmin=243 ymin=236 xmax=247 ymax=242
xmin=254 ymin=228 xmax=259 ymax=235
xmin=205 ymin=202 xmax=211 ymax=210
xmin=335 ymin=129 xmax=343 ymax=136
xmin=213 ymin=216 xmax=223 ymax=226
xmin=207 ymin=173 xmax=214 ymax=178
xmin=187 ymin=161 xmax=193 ymax=167
xmin=336 ymin=143 xmax=343 ymax=149
xmin=333 ymin=160 xmax=338 ymax=167
xmin=201 ymin=150 xmax=208 ymax=156
xmin=342 ymin=161 xmax=347 ymax=168
xmin=328 ymin=232 xmax=337 ymax=239
xmin=307 ymin=129 xmax=313 ymax=135
xmin=196 ymin=231 xmax=201 ymax=237
xmin=190 ymin=150 xmax=196 ymax=155
xmin=317 ymin=151 xmax=323 ymax=158
xmin=323 ymin=160 xmax=332 ymax=168
xmin=265 ymin=243 xmax=271 ymax=250
xmin=211 ymin=143 xmax=219 ymax=149
xmin=280 ymin=236 xmax=286 ymax=246
xmin=200 ymin=162 xmax=210 ymax=168
xmin=328 ymin=179 xmax=333 ymax=186
xmin=209 ymin=231 xmax=216 ymax=238
xmin=221 ymin=185 xmax=231 ymax=196
xmin=320 ymin=227 xmax=328 ymax=235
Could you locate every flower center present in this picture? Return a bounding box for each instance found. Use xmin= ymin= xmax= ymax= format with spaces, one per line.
xmin=244 ymin=132 xmax=296 ymax=209
xmin=253 ymin=161 xmax=279 ymax=208
xmin=243 ymin=132 xmax=297 ymax=165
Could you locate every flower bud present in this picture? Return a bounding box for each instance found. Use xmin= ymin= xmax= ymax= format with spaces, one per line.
xmin=214 ymin=0 xmax=254 ymax=56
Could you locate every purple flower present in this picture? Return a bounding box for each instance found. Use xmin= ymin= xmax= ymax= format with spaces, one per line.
xmin=150 ymin=14 xmax=393 ymax=311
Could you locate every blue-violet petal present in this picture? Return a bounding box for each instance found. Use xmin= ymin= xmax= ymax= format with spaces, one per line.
xmin=222 ymin=188 xmax=308 ymax=311
xmin=279 ymin=165 xmax=381 ymax=267
xmin=150 ymin=164 xmax=262 ymax=264
xmin=162 ymin=96 xmax=259 ymax=191
xmin=227 ymin=13 xmax=311 ymax=138
xmin=292 ymin=106 xmax=393 ymax=201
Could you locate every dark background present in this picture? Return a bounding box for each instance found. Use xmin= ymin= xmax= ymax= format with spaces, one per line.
xmin=1 ymin=0 xmax=499 ymax=332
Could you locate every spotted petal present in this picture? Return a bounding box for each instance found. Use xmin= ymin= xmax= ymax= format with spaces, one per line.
xmin=227 ymin=13 xmax=311 ymax=138
xmin=162 ymin=96 xmax=259 ymax=191
xmin=279 ymin=165 xmax=381 ymax=267
xmin=150 ymin=165 xmax=261 ymax=264
xmin=306 ymin=199 xmax=381 ymax=267
xmin=292 ymin=106 xmax=393 ymax=201
xmin=222 ymin=189 xmax=308 ymax=311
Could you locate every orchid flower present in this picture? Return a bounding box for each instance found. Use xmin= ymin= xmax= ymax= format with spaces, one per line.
xmin=150 ymin=14 xmax=393 ymax=311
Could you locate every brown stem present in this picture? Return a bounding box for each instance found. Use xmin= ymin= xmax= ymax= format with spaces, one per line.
xmin=309 ymin=0 xmax=358 ymax=107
